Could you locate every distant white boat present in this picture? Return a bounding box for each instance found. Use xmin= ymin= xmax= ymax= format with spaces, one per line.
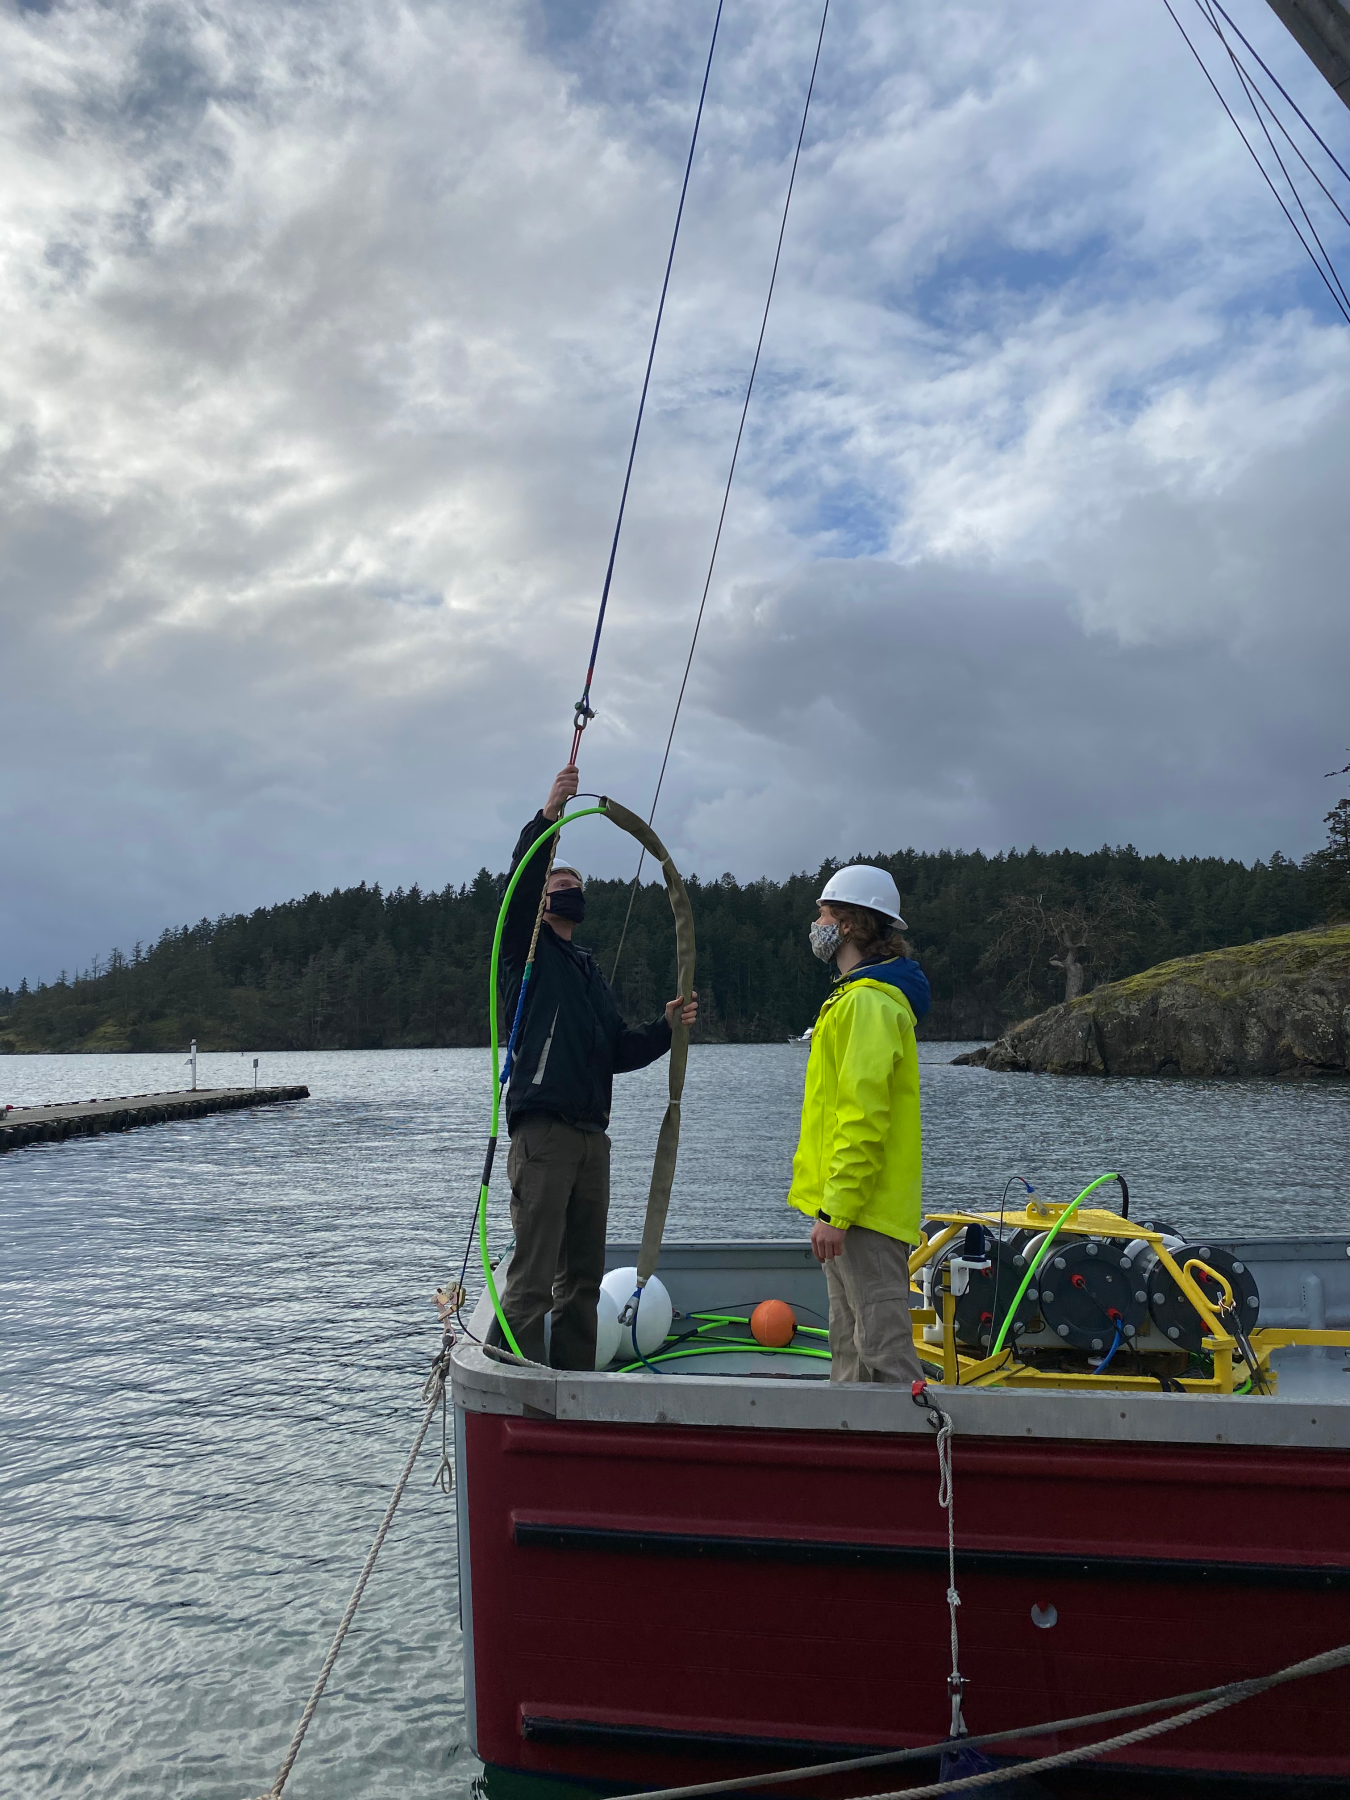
xmin=790 ymin=1024 xmax=812 ymax=1044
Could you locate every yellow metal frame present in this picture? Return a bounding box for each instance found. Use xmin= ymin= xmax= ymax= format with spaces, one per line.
xmin=906 ymin=1204 xmax=1350 ymax=1396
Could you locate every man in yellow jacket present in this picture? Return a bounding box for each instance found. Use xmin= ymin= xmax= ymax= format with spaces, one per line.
xmin=788 ymin=865 xmax=928 ymax=1385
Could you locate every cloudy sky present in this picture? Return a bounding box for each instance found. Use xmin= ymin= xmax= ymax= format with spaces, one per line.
xmin=3 ymin=0 xmax=1349 ymax=986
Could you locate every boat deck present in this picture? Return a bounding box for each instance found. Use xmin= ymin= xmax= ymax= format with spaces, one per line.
xmin=453 ymin=1238 xmax=1350 ymax=1789
xmin=463 ymin=1236 xmax=1350 ymax=1424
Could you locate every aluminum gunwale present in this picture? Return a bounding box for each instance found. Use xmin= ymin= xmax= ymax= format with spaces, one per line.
xmin=450 ymin=1344 xmax=1350 ymax=1450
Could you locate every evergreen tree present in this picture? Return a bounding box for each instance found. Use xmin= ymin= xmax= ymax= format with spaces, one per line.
xmin=0 ymin=841 xmax=1324 ymax=1054
xmin=1306 ymin=797 xmax=1350 ymax=921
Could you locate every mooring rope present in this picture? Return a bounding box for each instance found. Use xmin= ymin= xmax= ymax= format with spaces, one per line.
xmin=851 ymin=1640 xmax=1350 ymax=1800
xmin=249 ymin=1341 xmax=454 ymax=1800
xmin=928 ymin=1406 xmax=967 ymax=1740
xmin=609 ymin=1638 xmax=1350 ymax=1800
xmin=431 ymin=1373 xmax=454 ymax=1496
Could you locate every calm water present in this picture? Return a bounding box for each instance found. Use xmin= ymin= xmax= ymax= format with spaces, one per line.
xmin=3 ymin=1045 xmax=1348 ymax=1799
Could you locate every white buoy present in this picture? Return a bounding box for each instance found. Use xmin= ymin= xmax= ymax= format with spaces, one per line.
xmin=593 ymin=1287 xmax=622 ymax=1369
xmin=600 ymin=1267 xmax=673 ymax=1359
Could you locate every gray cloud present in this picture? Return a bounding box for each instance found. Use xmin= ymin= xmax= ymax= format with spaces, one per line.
xmin=1 ymin=0 xmax=1347 ymax=984
xmin=673 ymin=547 xmax=1343 ymax=877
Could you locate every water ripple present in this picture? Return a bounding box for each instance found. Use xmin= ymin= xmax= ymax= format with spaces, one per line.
xmin=2 ymin=1046 xmax=1347 ymax=1797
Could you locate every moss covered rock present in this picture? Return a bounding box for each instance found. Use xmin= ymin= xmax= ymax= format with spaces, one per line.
xmin=955 ymin=925 xmax=1350 ymax=1078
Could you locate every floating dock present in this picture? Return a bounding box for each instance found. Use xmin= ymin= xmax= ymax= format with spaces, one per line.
xmin=0 ymin=1085 xmax=309 ymax=1152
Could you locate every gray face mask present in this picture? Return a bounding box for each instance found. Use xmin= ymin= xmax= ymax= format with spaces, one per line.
xmin=809 ymin=919 xmax=842 ymax=963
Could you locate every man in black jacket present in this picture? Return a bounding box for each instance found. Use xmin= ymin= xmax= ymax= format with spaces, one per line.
xmin=489 ymin=763 xmax=697 ymax=1368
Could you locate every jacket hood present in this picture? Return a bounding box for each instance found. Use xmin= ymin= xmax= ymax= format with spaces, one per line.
xmin=840 ymin=954 xmax=931 ymax=1021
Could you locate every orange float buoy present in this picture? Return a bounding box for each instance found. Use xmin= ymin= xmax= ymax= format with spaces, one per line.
xmin=750 ymin=1299 xmax=797 ymax=1348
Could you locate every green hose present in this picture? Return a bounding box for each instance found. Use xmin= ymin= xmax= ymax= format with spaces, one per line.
xmin=988 ymin=1171 xmax=1122 ymax=1356
xmin=688 ymin=1311 xmax=829 ymax=1339
xmin=478 ymin=806 xmax=607 ymax=1358
xmin=619 ymin=1340 xmax=832 ymax=1373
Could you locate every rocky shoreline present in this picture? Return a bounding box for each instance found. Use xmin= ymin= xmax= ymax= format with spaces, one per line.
xmin=953 ymin=925 xmax=1350 ymax=1078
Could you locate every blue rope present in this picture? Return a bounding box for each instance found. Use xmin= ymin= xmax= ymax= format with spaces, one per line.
xmin=623 ymin=1284 xmax=664 ymax=1375
xmin=569 ymin=0 xmax=724 ymax=757
xmin=498 ymin=955 xmax=535 ymax=1089
xmin=1093 ymin=1320 xmax=1125 ymax=1375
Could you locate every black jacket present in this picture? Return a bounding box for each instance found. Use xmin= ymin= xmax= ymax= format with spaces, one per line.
xmin=499 ymin=811 xmax=671 ymax=1131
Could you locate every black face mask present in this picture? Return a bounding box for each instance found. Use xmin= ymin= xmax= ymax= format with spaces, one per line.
xmin=547 ymin=886 xmax=585 ymax=923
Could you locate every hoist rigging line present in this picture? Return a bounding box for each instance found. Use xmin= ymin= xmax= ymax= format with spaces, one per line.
xmin=611 ymin=0 xmax=831 ymax=981
xmin=1206 ymin=3 xmax=1350 ymax=234
xmin=1232 ymin=45 xmax=1350 ymax=234
xmin=1211 ymin=0 xmax=1350 ymax=186
xmin=1197 ymin=0 xmax=1350 ymax=314
xmin=1165 ymin=0 xmax=1350 ymax=323
xmin=569 ymin=0 xmax=725 ymax=765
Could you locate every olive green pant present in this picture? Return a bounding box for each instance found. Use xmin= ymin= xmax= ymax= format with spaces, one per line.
xmin=487 ymin=1113 xmax=610 ymax=1369
xmin=825 ymin=1224 xmax=925 ymax=1386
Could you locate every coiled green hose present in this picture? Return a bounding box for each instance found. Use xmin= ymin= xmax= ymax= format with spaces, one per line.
xmin=478 ymin=806 xmax=607 ymax=1357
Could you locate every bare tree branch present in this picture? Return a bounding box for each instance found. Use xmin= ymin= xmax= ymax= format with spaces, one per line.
xmin=977 ymin=881 xmax=1163 ymax=1007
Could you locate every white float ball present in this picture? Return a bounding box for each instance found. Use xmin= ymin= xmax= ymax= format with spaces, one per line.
xmin=593 ymin=1287 xmax=622 ymax=1370
xmin=600 ymin=1267 xmax=673 ymax=1360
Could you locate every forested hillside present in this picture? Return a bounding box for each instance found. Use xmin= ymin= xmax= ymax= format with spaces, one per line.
xmin=0 ymin=836 xmax=1324 ymax=1053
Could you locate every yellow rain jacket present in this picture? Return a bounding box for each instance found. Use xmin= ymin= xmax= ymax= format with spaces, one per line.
xmin=787 ymin=969 xmax=922 ymax=1244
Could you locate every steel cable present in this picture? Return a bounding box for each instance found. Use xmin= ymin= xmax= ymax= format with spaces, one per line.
xmin=569 ymin=2 xmax=725 ymax=763
xmin=611 ymin=0 xmax=831 ymax=980
xmin=1209 ymin=0 xmax=1350 ymax=187
xmin=1196 ymin=0 xmax=1350 ymax=314
xmin=1201 ymin=11 xmax=1350 ymax=235
xmin=1164 ymin=0 xmax=1350 ymax=323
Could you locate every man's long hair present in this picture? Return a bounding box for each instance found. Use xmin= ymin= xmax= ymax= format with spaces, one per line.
xmin=832 ymin=902 xmax=912 ymax=966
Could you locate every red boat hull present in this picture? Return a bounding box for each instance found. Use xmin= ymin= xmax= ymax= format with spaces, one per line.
xmin=461 ymin=1409 xmax=1350 ymax=1787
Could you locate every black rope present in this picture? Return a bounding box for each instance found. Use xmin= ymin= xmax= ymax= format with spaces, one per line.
xmin=568 ymin=1 xmax=724 ymax=762
xmin=1196 ymin=0 xmax=1350 ymax=315
xmin=610 ymin=0 xmax=831 ymax=981
xmin=1164 ymin=0 xmax=1350 ymax=324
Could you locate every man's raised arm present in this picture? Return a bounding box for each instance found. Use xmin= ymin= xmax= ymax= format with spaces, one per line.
xmin=500 ymin=764 xmax=579 ymax=974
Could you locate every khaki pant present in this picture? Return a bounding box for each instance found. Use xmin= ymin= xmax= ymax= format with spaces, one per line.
xmin=825 ymin=1224 xmax=925 ymax=1386
xmin=486 ymin=1113 xmax=609 ymax=1369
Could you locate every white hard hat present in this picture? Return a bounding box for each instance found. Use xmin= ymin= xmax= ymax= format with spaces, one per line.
xmin=817 ymin=864 xmax=906 ymax=926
